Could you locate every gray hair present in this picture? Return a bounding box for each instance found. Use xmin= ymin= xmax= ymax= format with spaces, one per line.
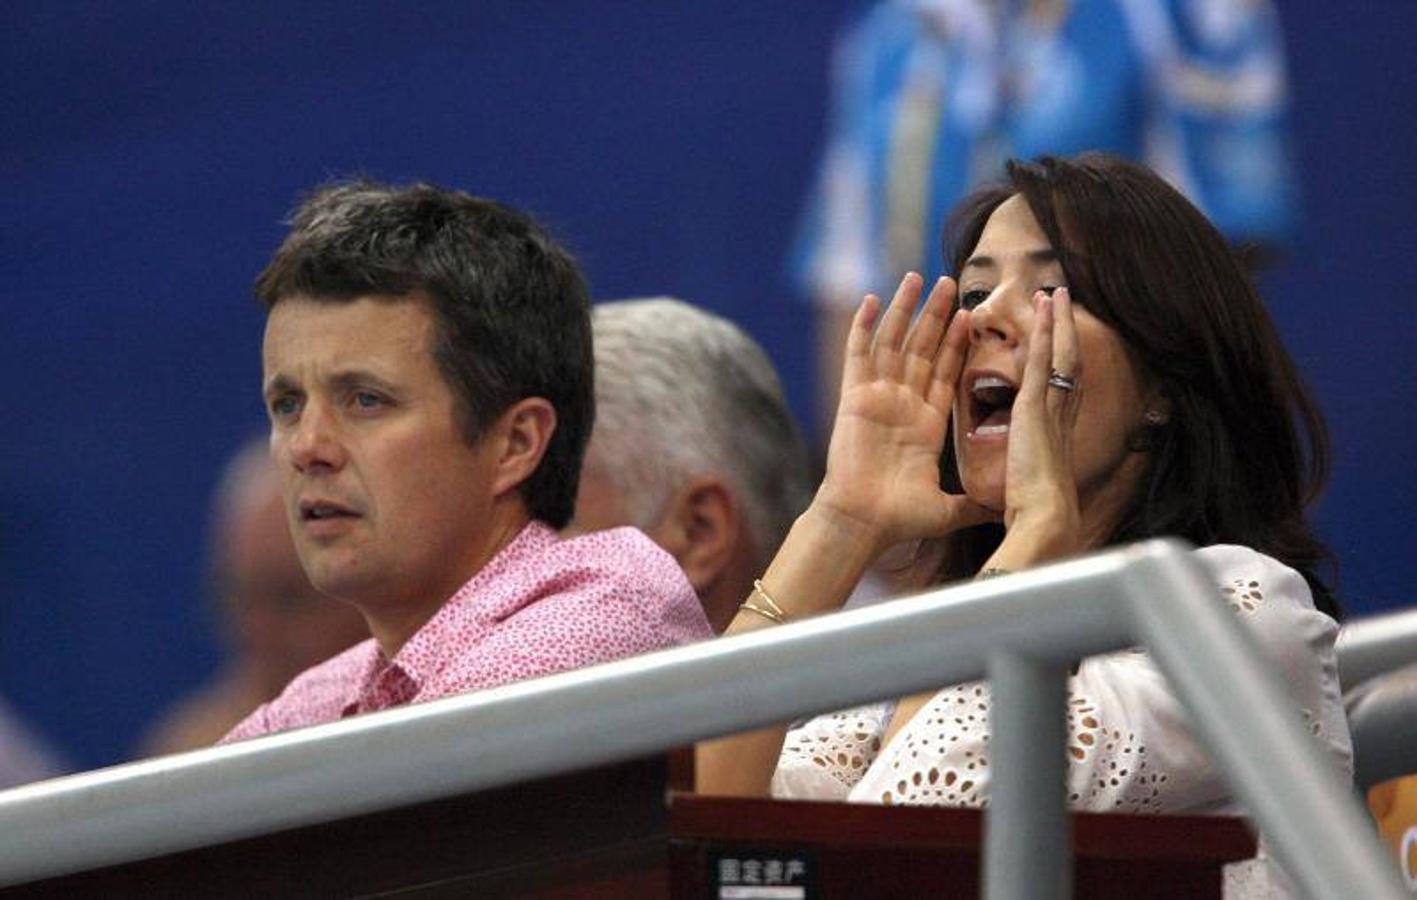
xmin=210 ymin=437 xmax=279 ymax=549
xmin=589 ymin=299 xmax=812 ymax=568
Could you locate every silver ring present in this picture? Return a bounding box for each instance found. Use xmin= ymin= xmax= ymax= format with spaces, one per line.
xmin=1047 ymin=369 xmax=1077 ymax=392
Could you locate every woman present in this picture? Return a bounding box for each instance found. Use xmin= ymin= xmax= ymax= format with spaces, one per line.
xmin=697 ymin=154 xmax=1349 ymax=832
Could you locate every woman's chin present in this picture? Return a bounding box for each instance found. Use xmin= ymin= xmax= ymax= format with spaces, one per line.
xmin=959 ymin=476 xmax=1005 ymax=515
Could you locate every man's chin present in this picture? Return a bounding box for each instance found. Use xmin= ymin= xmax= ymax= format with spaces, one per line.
xmin=303 ymin=562 xmax=375 ymax=605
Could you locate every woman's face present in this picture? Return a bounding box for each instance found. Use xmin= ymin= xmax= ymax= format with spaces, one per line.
xmin=951 ymin=194 xmax=1153 ymax=530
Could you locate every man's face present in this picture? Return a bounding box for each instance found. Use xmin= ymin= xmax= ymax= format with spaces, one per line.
xmin=262 ymin=296 xmax=501 ymax=613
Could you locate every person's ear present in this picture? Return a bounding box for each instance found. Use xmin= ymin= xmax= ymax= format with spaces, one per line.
xmin=489 ymin=397 xmax=557 ymax=498
xmin=1143 ymin=386 xmax=1173 ymax=426
xmin=649 ymin=477 xmax=740 ymax=597
xmin=1127 ymin=386 xmax=1173 ymax=452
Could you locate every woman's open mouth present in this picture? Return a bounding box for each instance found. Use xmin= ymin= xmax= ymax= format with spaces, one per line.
xmin=969 ymin=374 xmax=1017 ymax=437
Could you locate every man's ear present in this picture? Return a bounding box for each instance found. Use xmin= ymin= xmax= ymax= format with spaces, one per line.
xmin=488 ymin=397 xmax=557 ymax=498
xmin=649 ymin=477 xmax=740 ymax=598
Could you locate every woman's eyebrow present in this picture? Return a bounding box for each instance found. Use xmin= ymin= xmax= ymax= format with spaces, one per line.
xmin=961 ymin=247 xmax=1060 ymax=272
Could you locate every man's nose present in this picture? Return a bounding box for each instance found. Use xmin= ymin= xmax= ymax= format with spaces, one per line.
xmin=286 ymin=402 xmax=346 ymax=474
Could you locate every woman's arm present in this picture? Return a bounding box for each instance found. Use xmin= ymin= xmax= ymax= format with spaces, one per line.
xmin=879 ymin=288 xmax=1086 ymax=745
xmin=696 ymin=273 xmax=994 ymax=796
xmin=694 ymin=505 xmax=883 ymax=796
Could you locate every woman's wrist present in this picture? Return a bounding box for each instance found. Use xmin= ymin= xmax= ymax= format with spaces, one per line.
xmin=990 ymin=507 xmax=1080 ymax=570
xmin=726 ymin=502 xmax=881 ymax=630
xmin=799 ymin=491 xmax=892 ymax=563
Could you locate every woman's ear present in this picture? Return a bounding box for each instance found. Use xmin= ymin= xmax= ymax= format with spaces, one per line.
xmin=1142 ymin=387 xmax=1173 ymax=427
xmin=1126 ymin=386 xmax=1173 ymax=453
xmin=489 ymin=397 xmax=557 ymax=498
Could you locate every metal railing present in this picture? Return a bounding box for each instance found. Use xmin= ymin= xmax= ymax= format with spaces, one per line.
xmin=1347 ymin=663 xmax=1417 ymax=792
xmin=0 ymin=539 xmax=1402 ymax=898
xmin=1335 ymin=607 xmax=1417 ymax=794
xmin=1337 ymin=606 xmax=1417 ymax=690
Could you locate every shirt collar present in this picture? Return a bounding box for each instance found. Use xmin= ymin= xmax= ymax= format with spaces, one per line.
xmin=384 ymin=520 xmax=557 ymax=686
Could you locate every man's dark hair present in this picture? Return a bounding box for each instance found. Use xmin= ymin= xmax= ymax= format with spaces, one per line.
xmin=936 ymin=153 xmax=1339 ymax=618
xmin=255 ymin=180 xmax=593 ymax=528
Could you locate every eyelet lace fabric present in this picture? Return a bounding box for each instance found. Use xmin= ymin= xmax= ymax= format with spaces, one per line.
xmin=769 ymin=546 xmax=1351 ymax=897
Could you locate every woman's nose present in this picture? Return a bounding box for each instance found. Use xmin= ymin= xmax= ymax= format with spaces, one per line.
xmin=968 ymin=287 xmax=1024 ymax=348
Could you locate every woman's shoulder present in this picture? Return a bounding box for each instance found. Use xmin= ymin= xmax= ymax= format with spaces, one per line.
xmin=1192 ymin=544 xmax=1315 ymax=614
xmin=1188 ymin=545 xmax=1343 ymax=694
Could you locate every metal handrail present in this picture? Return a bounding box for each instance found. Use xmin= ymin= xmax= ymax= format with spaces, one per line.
xmin=0 ymin=539 xmax=1402 ymax=897
xmin=1347 ymin=663 xmax=1417 ymax=791
xmin=1337 ymin=606 xmax=1417 ymax=690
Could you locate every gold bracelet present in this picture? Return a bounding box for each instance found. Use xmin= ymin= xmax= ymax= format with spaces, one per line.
xmin=751 ymin=578 xmax=787 ymax=619
xmin=740 ymin=599 xmax=785 ymax=624
xmin=738 ymin=577 xmax=788 ymax=624
xmin=977 ymin=567 xmax=1012 ymax=579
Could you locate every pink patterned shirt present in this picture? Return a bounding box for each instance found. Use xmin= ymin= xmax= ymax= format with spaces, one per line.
xmin=221 ymin=522 xmax=710 ymax=742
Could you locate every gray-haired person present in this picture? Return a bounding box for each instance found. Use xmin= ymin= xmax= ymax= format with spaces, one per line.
xmin=568 ymin=299 xmax=814 ymax=632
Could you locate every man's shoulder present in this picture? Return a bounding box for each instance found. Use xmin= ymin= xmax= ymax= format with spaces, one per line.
xmin=424 ymin=526 xmax=709 ymax=699
xmin=220 ymin=639 xmax=380 ymax=743
xmin=538 ymin=527 xmax=704 ymax=618
xmin=488 ymin=524 xmax=708 ymax=637
xmin=267 ymin=640 xmax=380 ymax=714
xmin=546 ymin=525 xmax=688 ymax=584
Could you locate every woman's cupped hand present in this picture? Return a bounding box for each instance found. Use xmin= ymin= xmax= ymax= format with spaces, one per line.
xmin=811 ymin=273 xmax=998 ymax=558
xmin=995 ymin=287 xmax=1085 ymax=562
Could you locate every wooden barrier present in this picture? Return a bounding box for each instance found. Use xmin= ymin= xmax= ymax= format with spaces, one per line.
xmin=5 ymin=756 xmax=675 ymax=899
xmin=5 ymin=754 xmax=1257 ymax=898
xmin=669 ymin=794 xmax=1257 ymax=899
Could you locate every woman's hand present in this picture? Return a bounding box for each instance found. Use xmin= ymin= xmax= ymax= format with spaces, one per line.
xmin=700 ymin=273 xmax=991 ymax=798
xmin=998 ymin=288 xmax=1084 ymax=558
xmin=812 ymin=273 xmax=996 ymax=559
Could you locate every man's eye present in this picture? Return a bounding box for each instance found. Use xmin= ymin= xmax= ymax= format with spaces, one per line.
xmin=959 ymin=288 xmax=991 ymax=310
xmin=270 ymin=396 xmax=299 ymax=417
xmin=353 ymin=392 xmax=383 ymax=409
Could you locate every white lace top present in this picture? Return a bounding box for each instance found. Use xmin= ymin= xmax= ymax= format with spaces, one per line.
xmin=770 ymin=545 xmax=1351 ymax=895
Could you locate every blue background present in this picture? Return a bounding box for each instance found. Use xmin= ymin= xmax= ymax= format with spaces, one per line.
xmin=3 ymin=2 xmax=1413 ymax=771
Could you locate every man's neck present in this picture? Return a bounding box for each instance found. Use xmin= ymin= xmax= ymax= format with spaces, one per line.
xmin=364 ymin=507 xmax=534 ymax=659
xmin=700 ymin=536 xmax=761 ymax=634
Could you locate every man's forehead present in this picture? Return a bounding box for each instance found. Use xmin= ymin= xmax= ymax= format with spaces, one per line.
xmin=262 ymin=296 xmax=435 ymax=376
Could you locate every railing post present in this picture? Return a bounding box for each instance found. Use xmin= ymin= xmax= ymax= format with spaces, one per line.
xmin=1122 ymin=549 xmax=1409 ymax=899
xmin=985 ymin=651 xmax=1070 ymax=900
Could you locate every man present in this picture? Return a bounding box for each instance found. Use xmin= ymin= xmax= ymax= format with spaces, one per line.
xmin=0 ymin=696 xmax=65 ymax=789
xmin=567 ymin=299 xmax=814 ymax=632
xmin=223 ymin=183 xmax=710 ymax=742
xmin=141 ymin=439 xmax=369 ymax=755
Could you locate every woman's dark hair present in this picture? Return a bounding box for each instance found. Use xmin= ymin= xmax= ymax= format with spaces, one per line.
xmin=254 ymin=180 xmax=593 ymax=529
xmin=932 ymin=153 xmax=1338 ymax=618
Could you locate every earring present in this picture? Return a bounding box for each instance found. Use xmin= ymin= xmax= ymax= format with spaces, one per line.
xmin=1144 ymin=409 xmax=1167 ymax=427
